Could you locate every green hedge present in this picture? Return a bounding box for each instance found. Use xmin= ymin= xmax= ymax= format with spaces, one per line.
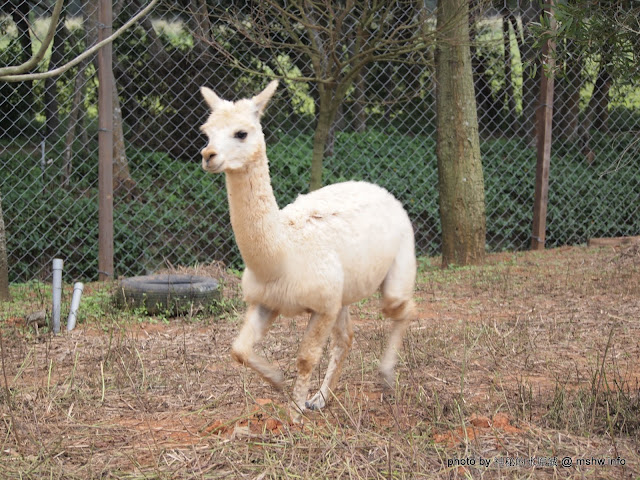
xmin=1 ymin=130 xmax=638 ymax=282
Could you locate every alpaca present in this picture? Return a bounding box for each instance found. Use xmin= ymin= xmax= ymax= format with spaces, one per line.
xmin=199 ymin=80 xmax=416 ymax=421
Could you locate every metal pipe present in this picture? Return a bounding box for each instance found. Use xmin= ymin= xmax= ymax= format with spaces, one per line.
xmin=66 ymin=282 xmax=84 ymax=331
xmin=51 ymin=258 xmax=63 ymax=334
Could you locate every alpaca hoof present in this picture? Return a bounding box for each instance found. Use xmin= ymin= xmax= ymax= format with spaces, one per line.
xmin=305 ymin=392 xmax=326 ymax=411
xmin=266 ymin=370 xmax=285 ymax=390
xmin=289 ymin=403 xmax=306 ymax=424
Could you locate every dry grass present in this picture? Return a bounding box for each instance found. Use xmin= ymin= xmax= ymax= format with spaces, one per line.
xmin=0 ymin=245 xmax=639 ymax=479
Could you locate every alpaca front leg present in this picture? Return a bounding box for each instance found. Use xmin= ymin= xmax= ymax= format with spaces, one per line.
xmin=290 ymin=311 xmax=338 ymax=422
xmin=306 ymin=307 xmax=353 ymax=411
xmin=231 ymin=304 xmax=283 ymax=388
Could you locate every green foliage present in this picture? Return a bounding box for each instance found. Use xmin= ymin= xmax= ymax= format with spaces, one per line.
xmin=548 ymin=1 xmax=640 ymax=83
xmin=269 ymin=130 xmax=442 ymax=254
xmin=2 ymin=130 xmax=639 ymax=282
xmin=0 ymin=147 xmax=236 ymax=282
xmin=482 ymin=133 xmax=640 ymax=250
xmin=0 ymin=153 xmax=98 ymax=282
xmin=262 ymin=129 xmax=640 ymax=256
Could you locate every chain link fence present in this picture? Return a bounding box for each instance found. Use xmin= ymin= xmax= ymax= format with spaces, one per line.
xmin=1 ymin=1 xmax=639 ymax=283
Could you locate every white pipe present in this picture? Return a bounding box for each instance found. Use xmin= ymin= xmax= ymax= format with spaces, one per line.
xmin=51 ymin=258 xmax=64 ymax=334
xmin=66 ymin=282 xmax=84 ymax=331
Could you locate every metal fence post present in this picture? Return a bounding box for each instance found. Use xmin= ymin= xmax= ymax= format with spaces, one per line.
xmin=98 ymin=0 xmax=114 ymax=280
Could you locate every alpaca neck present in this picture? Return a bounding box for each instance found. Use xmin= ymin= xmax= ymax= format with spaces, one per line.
xmin=225 ymin=148 xmax=285 ymax=278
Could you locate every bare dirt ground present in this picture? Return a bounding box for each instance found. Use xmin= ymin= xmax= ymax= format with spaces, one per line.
xmin=0 ymin=245 xmax=639 ymax=479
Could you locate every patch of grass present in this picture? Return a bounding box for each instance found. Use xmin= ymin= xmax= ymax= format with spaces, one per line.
xmin=0 ymin=246 xmax=638 ymax=478
xmin=1 ymin=265 xmax=243 ymax=334
xmin=543 ymin=325 xmax=640 ymax=437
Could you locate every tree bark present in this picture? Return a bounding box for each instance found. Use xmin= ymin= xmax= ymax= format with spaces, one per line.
xmin=9 ymin=0 xmax=34 ymax=128
xmin=44 ymin=13 xmax=68 ymax=139
xmin=0 ymin=193 xmax=10 ymax=301
xmin=470 ymin=9 xmax=496 ymax=135
xmin=309 ymin=88 xmax=335 ymax=191
xmin=352 ymin=66 xmax=367 ymax=133
xmin=502 ymin=14 xmax=517 ymax=130
xmin=112 ymin=92 xmax=136 ymax=195
xmin=518 ymin=2 xmax=542 ymax=143
xmin=63 ymin=60 xmax=88 ymax=188
xmin=554 ymin=40 xmax=582 ymax=140
xmin=471 ymin=49 xmax=495 ymax=135
xmin=435 ymin=0 xmax=486 ymax=267
xmin=580 ymin=64 xmax=612 ymax=162
xmin=588 ymin=65 xmax=611 ymax=132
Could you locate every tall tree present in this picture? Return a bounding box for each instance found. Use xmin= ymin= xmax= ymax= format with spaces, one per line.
xmin=435 ymin=0 xmax=486 ymax=267
xmin=541 ymin=0 xmax=640 ymax=155
xmin=553 ymin=39 xmax=582 ymax=140
xmin=43 ymin=8 xmax=69 ymax=138
xmin=501 ymin=11 xmax=518 ymax=131
xmin=518 ymin=1 xmax=542 ymax=143
xmin=199 ymin=0 xmax=435 ymax=191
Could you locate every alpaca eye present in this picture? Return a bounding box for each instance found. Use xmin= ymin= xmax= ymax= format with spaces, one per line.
xmin=234 ymin=130 xmax=248 ymax=140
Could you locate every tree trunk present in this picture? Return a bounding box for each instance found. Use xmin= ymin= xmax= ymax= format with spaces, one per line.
xmin=63 ymin=60 xmax=88 ymax=188
xmin=112 ymin=91 xmax=136 ymax=196
xmin=309 ymin=89 xmax=335 ymax=191
xmin=0 ymin=193 xmax=10 ymax=301
xmin=581 ymin=64 xmax=611 ymax=162
xmin=518 ymin=2 xmax=542 ymax=143
xmin=470 ymin=11 xmax=496 ymax=135
xmin=588 ymin=65 xmax=611 ymax=132
xmin=502 ymin=14 xmax=517 ymax=130
xmin=44 ymin=14 xmax=68 ymax=139
xmin=554 ymin=41 xmax=582 ymax=140
xmin=9 ymin=0 xmax=34 ymax=128
xmin=471 ymin=49 xmax=495 ymax=135
xmin=352 ymin=66 xmax=367 ymax=133
xmin=435 ymin=0 xmax=486 ymax=267
xmin=326 ymin=101 xmax=345 ymax=157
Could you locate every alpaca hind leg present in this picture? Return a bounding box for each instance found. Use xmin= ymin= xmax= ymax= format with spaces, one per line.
xmin=379 ymin=298 xmax=415 ymax=388
xmin=231 ymin=304 xmax=283 ymax=388
xmin=291 ymin=310 xmax=338 ymax=422
xmin=379 ymin=244 xmax=417 ymax=388
xmin=306 ymin=307 xmax=353 ymax=411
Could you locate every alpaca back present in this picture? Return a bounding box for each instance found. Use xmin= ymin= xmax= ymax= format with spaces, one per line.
xmin=282 ymin=181 xmax=412 ymax=240
xmin=281 ymin=181 xmax=415 ymax=304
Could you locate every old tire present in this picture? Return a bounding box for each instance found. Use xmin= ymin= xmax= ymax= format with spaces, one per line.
xmin=116 ymin=274 xmax=220 ymax=316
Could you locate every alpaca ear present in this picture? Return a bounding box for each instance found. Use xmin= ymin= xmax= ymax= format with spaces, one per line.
xmin=252 ymin=80 xmax=279 ymax=117
xmin=201 ymin=86 xmax=221 ymax=111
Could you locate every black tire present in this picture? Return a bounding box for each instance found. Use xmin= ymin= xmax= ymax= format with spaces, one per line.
xmin=115 ymin=274 xmax=220 ymax=316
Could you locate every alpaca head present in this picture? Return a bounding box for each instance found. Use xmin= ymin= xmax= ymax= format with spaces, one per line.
xmin=199 ymin=80 xmax=278 ymax=174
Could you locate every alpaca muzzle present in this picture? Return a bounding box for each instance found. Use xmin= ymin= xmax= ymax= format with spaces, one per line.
xmin=201 ymin=148 xmax=222 ymax=172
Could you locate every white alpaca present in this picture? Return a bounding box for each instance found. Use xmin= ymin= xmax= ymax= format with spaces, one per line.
xmin=199 ymin=81 xmax=416 ymax=421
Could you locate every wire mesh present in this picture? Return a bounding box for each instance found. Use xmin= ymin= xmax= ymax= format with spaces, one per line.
xmin=1 ymin=0 xmax=639 ymax=283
